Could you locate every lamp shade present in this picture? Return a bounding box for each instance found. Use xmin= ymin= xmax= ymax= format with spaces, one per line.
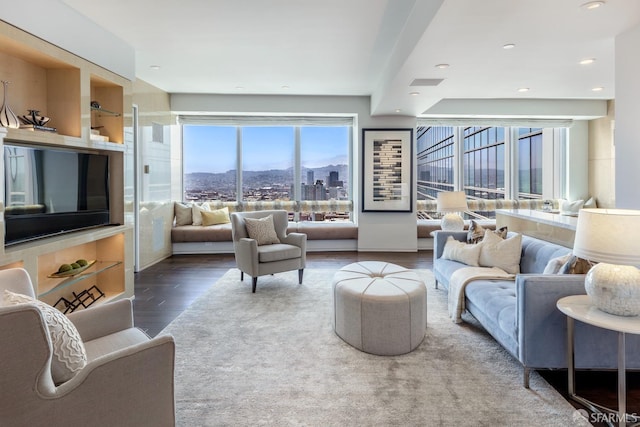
xmin=573 ymin=208 xmax=640 ymax=266
xmin=436 ymin=191 xmax=468 ymax=213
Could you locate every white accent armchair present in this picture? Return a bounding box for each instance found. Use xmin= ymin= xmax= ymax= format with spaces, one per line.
xmin=230 ymin=210 xmax=307 ymax=293
xmin=0 ymin=268 xmax=176 ymax=426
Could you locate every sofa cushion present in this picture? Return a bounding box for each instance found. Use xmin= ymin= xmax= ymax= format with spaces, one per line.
xmin=519 ymin=235 xmax=571 ymax=274
xmin=442 ymin=236 xmax=481 ymax=266
xmin=296 ymin=222 xmax=358 ymax=240
xmin=83 ymin=328 xmax=150 ymax=362
xmin=4 ymin=290 xmax=87 ymax=385
xmin=479 ymin=231 xmax=522 ymax=274
xmin=464 ymin=280 xmax=518 ymax=355
xmin=172 ymin=224 xmax=233 ymax=242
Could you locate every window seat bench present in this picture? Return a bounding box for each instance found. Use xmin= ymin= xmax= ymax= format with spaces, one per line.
xmin=171 ymin=221 xmax=358 ymax=254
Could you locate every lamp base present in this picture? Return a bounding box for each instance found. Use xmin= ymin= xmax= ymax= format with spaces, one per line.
xmin=585 ymin=263 xmax=640 ymax=316
xmin=441 ymin=213 xmax=465 ymax=231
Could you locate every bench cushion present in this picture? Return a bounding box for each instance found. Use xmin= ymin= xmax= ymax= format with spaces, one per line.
xmin=296 ymin=222 xmax=358 ymax=240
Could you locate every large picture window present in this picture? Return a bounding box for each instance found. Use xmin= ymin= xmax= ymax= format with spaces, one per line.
xmin=181 ymin=117 xmax=353 ymax=222
xmin=416 ymin=124 xmax=564 ymax=219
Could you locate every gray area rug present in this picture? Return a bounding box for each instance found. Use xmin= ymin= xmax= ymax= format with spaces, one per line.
xmin=162 ymin=268 xmax=590 ymax=427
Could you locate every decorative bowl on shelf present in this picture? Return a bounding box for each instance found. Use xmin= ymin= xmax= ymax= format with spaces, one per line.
xmin=48 ymin=260 xmax=97 ymax=278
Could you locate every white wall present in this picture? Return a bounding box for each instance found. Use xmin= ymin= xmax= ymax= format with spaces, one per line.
xmin=615 ymin=24 xmax=640 ymax=209
xmin=171 ymin=93 xmax=419 ymax=251
xmin=565 ymin=121 xmax=589 ymax=202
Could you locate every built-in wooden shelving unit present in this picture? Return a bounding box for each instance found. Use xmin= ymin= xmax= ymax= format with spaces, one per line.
xmin=0 ymin=20 xmax=133 ymax=309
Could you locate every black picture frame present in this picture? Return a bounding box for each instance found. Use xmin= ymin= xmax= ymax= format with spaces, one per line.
xmin=362 ymin=128 xmax=413 ymax=212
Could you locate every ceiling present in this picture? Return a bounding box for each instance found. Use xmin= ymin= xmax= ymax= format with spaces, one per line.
xmin=62 ymin=0 xmax=640 ymax=117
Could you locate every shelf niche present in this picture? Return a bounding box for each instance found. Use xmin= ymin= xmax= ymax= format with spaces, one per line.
xmin=0 ymin=37 xmax=81 ymax=138
xmin=90 ymin=75 xmax=124 ymax=143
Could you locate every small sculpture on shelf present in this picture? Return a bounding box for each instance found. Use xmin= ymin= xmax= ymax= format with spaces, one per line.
xmin=54 ymin=285 xmax=105 ymax=314
xmin=18 ymin=108 xmax=57 ymax=132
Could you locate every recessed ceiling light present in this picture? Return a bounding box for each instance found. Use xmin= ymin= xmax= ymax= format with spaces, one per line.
xmin=281 ymin=85 xmax=290 ymax=89
xmin=409 ymin=91 xmax=420 ymax=96
xmin=435 ymin=63 xmax=450 ymax=69
xmin=592 ymin=86 xmax=604 ymax=92
xmin=503 ymin=43 xmax=516 ymax=50
xmin=579 ymin=58 xmax=596 ymax=65
xmin=581 ymin=1 xmax=605 ymax=10
xmin=395 ymin=109 xmax=402 ymax=113
xmin=517 ymin=87 xmax=530 ymax=92
xmin=149 ymin=65 xmax=161 ymax=70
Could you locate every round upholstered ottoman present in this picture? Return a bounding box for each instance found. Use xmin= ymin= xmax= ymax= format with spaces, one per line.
xmin=332 ymin=261 xmax=427 ymax=356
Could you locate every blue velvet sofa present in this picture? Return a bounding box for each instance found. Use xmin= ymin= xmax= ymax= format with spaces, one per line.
xmin=433 ymin=230 xmax=640 ymax=388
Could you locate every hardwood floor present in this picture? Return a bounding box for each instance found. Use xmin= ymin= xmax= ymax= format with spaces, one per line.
xmin=133 ymin=251 xmax=640 ymax=425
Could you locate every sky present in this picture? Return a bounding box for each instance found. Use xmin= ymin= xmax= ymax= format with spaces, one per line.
xmin=183 ymin=125 xmax=349 ymax=174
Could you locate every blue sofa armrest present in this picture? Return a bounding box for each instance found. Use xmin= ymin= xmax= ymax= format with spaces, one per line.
xmin=516 ymin=274 xmax=587 ymax=369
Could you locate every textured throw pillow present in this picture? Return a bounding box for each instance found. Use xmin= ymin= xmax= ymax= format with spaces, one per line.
xmin=4 ymin=290 xmax=87 ymax=385
xmin=244 ymin=214 xmax=281 ymax=245
xmin=478 ymin=230 xmax=522 ymax=274
xmin=174 ymin=202 xmax=193 ymax=226
xmin=201 ymin=207 xmax=231 ymax=226
xmin=559 ymin=255 xmax=593 ymax=274
xmin=191 ymin=202 xmax=211 ymax=226
xmin=543 ymin=254 xmax=572 ymax=274
xmin=442 ymin=236 xmax=482 ymax=266
xmin=467 ymin=220 xmax=508 ymax=244
xmin=560 ymin=199 xmax=584 ymax=216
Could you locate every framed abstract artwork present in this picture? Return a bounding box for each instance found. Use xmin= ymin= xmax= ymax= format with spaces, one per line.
xmin=361 ymin=128 xmax=413 ymax=212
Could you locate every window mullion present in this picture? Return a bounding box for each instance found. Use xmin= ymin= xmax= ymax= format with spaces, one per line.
xmin=236 ymin=126 xmax=242 ymax=201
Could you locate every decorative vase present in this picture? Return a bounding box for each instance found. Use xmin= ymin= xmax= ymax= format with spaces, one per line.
xmin=585 ymin=263 xmax=640 ymax=316
xmin=0 ymin=80 xmax=20 ymax=129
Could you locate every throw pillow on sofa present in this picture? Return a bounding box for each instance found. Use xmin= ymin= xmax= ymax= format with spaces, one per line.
xmin=559 ymin=255 xmax=593 ymax=274
xmin=543 ymin=254 xmax=572 ymax=274
xmin=442 ymin=236 xmax=482 ymax=266
xmin=478 ymin=230 xmax=522 ymax=274
xmin=467 ymin=220 xmax=508 ymax=244
xmin=4 ymin=290 xmax=87 ymax=385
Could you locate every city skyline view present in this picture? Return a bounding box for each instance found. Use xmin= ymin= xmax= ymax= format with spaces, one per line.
xmin=183 ymin=125 xmax=349 ymax=174
xmin=183 ymin=125 xmax=350 ymax=204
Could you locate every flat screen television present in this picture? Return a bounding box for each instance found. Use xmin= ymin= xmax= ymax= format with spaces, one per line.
xmin=4 ymin=144 xmax=110 ymax=246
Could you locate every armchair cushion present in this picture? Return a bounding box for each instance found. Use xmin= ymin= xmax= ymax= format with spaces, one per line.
xmin=245 ymin=214 xmax=281 ymax=245
xmin=258 ymin=243 xmax=303 ymax=263
xmin=4 ymin=290 xmax=87 ymax=385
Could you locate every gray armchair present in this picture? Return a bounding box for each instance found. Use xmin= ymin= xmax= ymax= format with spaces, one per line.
xmin=0 ymin=268 xmax=175 ymax=426
xmin=230 ymin=210 xmax=307 ymax=293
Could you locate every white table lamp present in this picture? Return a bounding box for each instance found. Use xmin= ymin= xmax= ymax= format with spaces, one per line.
xmin=437 ymin=191 xmax=468 ymax=231
xmin=573 ymin=208 xmax=640 ymax=316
